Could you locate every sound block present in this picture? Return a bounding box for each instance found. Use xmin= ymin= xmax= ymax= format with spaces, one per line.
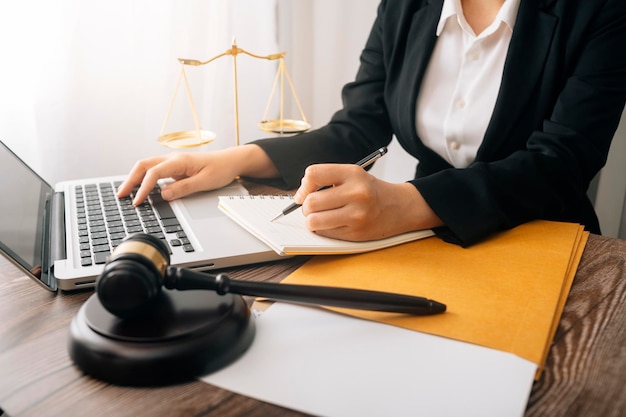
xmin=68 ymin=289 xmax=255 ymax=386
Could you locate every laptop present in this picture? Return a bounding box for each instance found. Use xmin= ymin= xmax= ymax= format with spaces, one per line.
xmin=0 ymin=140 xmax=285 ymax=292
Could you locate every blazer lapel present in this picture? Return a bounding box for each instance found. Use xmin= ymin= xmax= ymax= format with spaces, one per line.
xmin=397 ymin=0 xmax=444 ymax=157
xmin=477 ymin=0 xmax=558 ymax=160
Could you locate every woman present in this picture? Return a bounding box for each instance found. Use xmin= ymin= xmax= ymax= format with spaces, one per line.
xmin=118 ymin=0 xmax=626 ymax=247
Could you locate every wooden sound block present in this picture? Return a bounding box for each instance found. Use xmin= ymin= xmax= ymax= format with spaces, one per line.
xmin=68 ymin=289 xmax=255 ymax=386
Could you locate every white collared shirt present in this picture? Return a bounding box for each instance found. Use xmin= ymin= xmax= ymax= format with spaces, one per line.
xmin=415 ymin=0 xmax=521 ymax=168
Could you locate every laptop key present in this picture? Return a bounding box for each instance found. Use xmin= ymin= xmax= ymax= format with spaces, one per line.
xmin=109 ymin=232 xmax=126 ymax=241
xmin=164 ymin=225 xmax=183 ymax=233
xmin=150 ymin=194 xmax=176 ymax=220
xmin=161 ymin=218 xmax=180 ymax=227
xmin=94 ymin=252 xmax=110 ymax=264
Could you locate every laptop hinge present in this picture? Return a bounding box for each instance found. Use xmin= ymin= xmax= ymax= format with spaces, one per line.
xmin=50 ymin=191 xmax=66 ymax=266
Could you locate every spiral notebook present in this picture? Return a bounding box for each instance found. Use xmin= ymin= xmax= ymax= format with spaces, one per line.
xmin=217 ymin=195 xmax=434 ymax=256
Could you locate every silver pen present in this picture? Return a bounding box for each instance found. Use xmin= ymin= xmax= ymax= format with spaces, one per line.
xmin=270 ymin=147 xmax=388 ymax=222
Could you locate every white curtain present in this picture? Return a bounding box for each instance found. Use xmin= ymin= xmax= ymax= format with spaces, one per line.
xmin=0 ymin=0 xmax=418 ymax=187
xmin=276 ymin=0 xmax=416 ymax=183
xmin=0 ymin=0 xmax=279 ymax=184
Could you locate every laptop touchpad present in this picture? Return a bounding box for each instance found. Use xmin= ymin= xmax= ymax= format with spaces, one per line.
xmin=180 ymin=194 xmax=221 ymax=219
xmin=175 ymin=183 xmax=248 ymax=220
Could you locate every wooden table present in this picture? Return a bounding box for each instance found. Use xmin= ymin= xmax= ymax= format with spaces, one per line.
xmin=1 ymin=232 xmax=625 ymax=417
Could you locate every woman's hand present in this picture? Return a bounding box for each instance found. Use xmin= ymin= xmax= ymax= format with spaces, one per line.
xmin=293 ymin=164 xmax=444 ymax=241
xmin=117 ymin=144 xmax=279 ymax=205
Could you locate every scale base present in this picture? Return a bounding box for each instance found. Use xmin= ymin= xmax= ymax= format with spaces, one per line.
xmin=68 ymin=290 xmax=254 ymax=386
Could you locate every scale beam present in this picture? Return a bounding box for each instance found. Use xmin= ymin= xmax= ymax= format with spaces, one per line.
xmin=158 ymin=39 xmax=310 ymax=149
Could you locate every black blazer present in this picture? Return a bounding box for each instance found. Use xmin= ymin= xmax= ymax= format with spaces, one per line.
xmin=254 ymin=0 xmax=626 ymax=246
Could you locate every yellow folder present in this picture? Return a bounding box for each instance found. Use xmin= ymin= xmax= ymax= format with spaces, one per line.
xmin=281 ymin=220 xmax=588 ymax=378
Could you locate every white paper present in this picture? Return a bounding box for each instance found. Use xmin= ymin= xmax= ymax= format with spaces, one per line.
xmin=202 ymin=303 xmax=537 ymax=417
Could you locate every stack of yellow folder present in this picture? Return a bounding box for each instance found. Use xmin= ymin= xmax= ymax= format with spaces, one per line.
xmin=281 ymin=220 xmax=588 ymax=379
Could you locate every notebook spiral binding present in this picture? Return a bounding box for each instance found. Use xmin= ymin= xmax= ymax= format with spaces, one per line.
xmin=229 ymin=194 xmax=293 ymax=200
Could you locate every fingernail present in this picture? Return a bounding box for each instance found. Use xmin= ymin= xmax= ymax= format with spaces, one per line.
xmin=162 ymin=189 xmax=173 ymax=201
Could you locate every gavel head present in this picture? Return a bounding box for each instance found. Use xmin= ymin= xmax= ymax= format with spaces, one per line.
xmin=96 ymin=233 xmax=170 ymax=319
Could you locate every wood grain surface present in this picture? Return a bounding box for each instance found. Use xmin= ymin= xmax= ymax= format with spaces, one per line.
xmin=1 ymin=228 xmax=624 ymax=417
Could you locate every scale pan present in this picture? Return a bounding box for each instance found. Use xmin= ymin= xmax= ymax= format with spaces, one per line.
xmin=158 ymin=130 xmax=216 ymax=149
xmin=258 ymin=119 xmax=311 ymax=134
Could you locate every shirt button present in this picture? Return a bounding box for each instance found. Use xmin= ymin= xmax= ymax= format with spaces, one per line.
xmin=450 ymin=141 xmax=461 ymax=150
xmin=468 ymin=49 xmax=479 ymax=60
xmin=455 ymin=99 xmax=466 ymax=109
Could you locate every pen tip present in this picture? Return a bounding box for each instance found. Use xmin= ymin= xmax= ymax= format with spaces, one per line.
xmin=270 ymin=213 xmax=283 ymax=222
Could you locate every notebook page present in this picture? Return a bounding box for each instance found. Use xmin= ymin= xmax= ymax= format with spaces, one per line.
xmin=218 ymin=195 xmax=434 ymax=255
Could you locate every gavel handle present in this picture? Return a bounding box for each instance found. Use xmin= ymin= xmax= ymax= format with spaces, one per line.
xmin=165 ymin=266 xmax=446 ymax=316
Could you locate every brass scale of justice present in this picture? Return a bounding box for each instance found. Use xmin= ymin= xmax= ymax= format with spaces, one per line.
xmin=158 ymin=38 xmax=310 ymax=148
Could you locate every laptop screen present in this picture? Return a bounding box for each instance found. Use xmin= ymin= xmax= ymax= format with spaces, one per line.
xmin=0 ymin=141 xmax=54 ymax=288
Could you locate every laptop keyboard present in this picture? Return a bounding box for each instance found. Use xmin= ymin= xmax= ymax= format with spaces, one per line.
xmin=74 ymin=181 xmax=194 ymax=267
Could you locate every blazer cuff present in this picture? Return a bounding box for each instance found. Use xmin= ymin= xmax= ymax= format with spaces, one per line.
xmin=409 ymin=176 xmax=502 ymax=247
